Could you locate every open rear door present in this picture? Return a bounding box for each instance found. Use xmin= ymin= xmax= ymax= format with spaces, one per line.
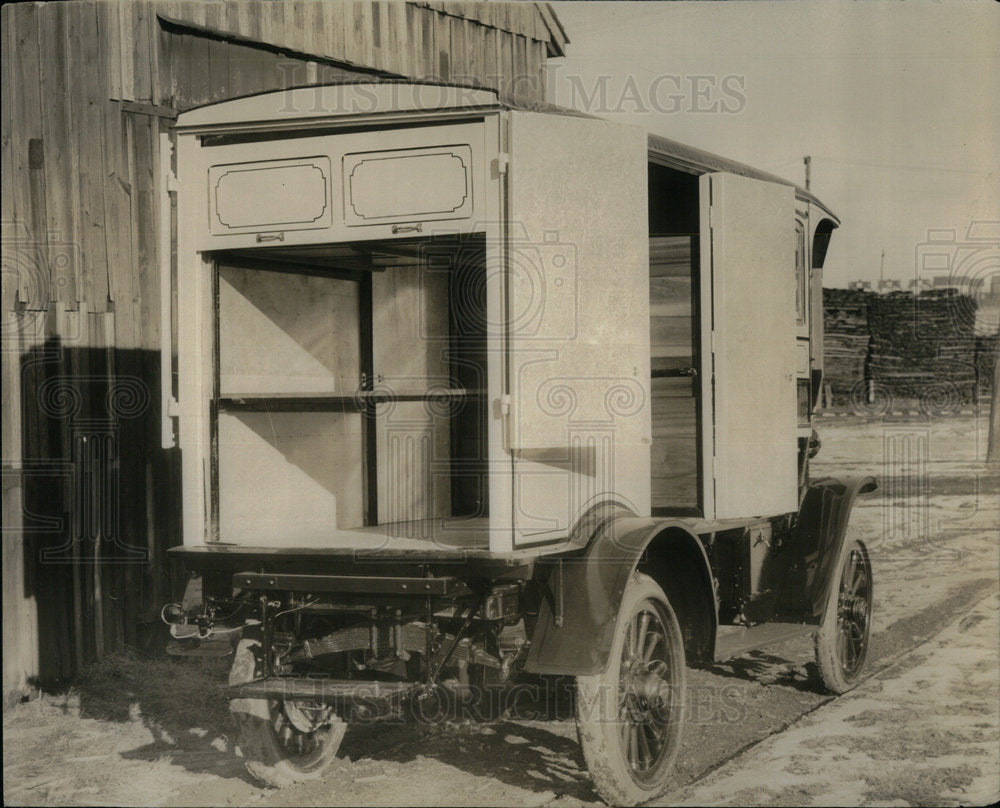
xmin=700 ymin=172 xmax=798 ymax=519
xmin=506 ymin=111 xmax=650 ymax=542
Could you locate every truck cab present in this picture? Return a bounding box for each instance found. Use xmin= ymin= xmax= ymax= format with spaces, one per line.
xmin=161 ymin=82 xmax=875 ymax=805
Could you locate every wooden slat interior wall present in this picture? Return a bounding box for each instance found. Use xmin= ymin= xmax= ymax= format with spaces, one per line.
xmin=649 ymin=237 xmax=698 ymax=510
xmin=2 ymin=0 xmax=559 ymax=702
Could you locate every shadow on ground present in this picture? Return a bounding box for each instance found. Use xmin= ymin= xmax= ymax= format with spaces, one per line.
xmin=67 ymin=649 xmax=255 ymax=784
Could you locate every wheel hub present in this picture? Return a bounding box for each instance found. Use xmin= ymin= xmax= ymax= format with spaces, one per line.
xmin=840 ymin=593 xmax=868 ymax=624
xmin=623 ymin=661 xmax=670 ymax=721
xmin=283 ymin=700 xmax=332 ymax=735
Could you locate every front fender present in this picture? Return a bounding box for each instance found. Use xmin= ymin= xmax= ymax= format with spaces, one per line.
xmin=524 ymin=512 xmax=709 ymax=676
xmin=775 ymin=476 xmax=878 ymax=623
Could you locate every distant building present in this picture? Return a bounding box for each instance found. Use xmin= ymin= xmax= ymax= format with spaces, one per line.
xmin=877 ymin=279 xmax=902 ymax=293
xmin=848 ymin=280 xmax=873 ymax=291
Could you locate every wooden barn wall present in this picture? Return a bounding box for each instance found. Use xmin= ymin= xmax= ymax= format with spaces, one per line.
xmin=147 ymin=0 xmax=553 ymax=106
xmin=2 ymin=1 xmax=559 ymax=704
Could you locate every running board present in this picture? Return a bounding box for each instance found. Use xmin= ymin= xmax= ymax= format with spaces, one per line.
xmin=227 ymin=677 xmax=417 ymax=703
xmin=714 ymin=622 xmax=815 ymax=662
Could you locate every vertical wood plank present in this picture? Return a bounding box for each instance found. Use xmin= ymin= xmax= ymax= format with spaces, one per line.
xmin=52 ymin=302 xmax=86 ymax=672
xmin=238 ymin=0 xmax=262 ymax=44
xmin=189 ymin=35 xmax=212 ymax=107
xmin=435 ymin=12 xmax=450 ymax=80
xmin=291 ymin=0 xmax=311 ymax=56
xmin=421 ymin=4 xmax=435 ymax=80
xmin=375 ymin=1 xmax=393 ymax=74
xmin=257 ymin=0 xmax=274 ymax=49
xmin=533 ymin=40 xmax=546 ymax=105
xmin=1 ymin=6 xmax=15 ymax=240
xmin=100 ymin=8 xmax=138 ymax=350
xmin=203 ymin=0 xmax=225 ymax=31
xmin=103 ymin=0 xmax=123 ymax=100
xmin=129 ymin=1 xmax=152 ymax=102
xmin=268 ymin=0 xmax=287 ymax=54
xmin=101 ymin=309 xmax=120 ymax=655
xmin=453 ymin=12 xmax=464 ymax=82
xmin=403 ymin=1 xmax=421 ymax=80
xmin=207 ymin=37 xmax=230 ymax=102
xmin=117 ymin=0 xmax=136 ymax=101
xmin=319 ymin=0 xmax=340 ymax=61
xmin=130 ymin=114 xmax=158 ymax=352
xmin=185 ymin=0 xmax=208 ymax=28
xmin=169 ymin=28 xmax=190 ymax=108
xmin=157 ymin=15 xmax=176 ymax=109
xmin=355 ymin=1 xmax=374 ymax=70
xmin=393 ymin=0 xmax=410 ymax=77
xmin=147 ymin=1 xmax=161 ymax=105
xmin=483 ymin=25 xmax=498 ymax=94
xmin=11 ymin=4 xmax=46 ymax=309
xmin=87 ymin=311 xmax=105 ymax=660
xmin=513 ymin=34 xmax=528 ymax=103
xmin=26 ymin=140 xmax=50 ymax=306
xmin=464 ymin=18 xmax=480 ymax=88
xmin=108 ymin=103 xmax=136 ymax=352
xmin=40 ymin=303 xmax=74 ymax=682
xmin=1 ymin=307 xmax=39 ymax=701
xmin=72 ymin=3 xmax=110 ymax=312
xmin=37 ymin=3 xmax=80 ymax=307
xmin=242 ymin=41 xmax=269 ymax=96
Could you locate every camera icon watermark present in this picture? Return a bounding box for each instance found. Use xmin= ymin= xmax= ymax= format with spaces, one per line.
xmin=417 ymin=223 xmax=579 ymax=341
xmin=914 ymin=221 xmax=1000 ymax=336
xmin=1 ymin=227 xmax=82 ymax=345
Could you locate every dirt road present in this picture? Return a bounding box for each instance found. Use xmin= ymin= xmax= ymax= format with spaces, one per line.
xmin=4 ymin=414 xmax=998 ymax=807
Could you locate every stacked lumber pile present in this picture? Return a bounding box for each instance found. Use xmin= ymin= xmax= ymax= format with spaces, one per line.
xmin=975 ymin=333 xmax=999 ymax=398
xmin=867 ymin=289 xmax=978 ymax=405
xmin=822 ymin=288 xmax=871 ymax=404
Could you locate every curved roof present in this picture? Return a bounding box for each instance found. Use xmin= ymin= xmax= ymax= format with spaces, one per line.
xmin=177 ymin=81 xmax=837 ymax=221
xmin=646 ymin=133 xmax=838 ymax=221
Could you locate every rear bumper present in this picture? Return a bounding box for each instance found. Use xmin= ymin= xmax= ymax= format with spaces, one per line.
xmin=168 ymin=544 xmax=546 ymax=581
xmin=227 ymin=676 xmax=416 ymax=703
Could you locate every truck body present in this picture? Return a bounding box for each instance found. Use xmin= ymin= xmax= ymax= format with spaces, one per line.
xmin=162 ymin=83 xmax=876 ymax=804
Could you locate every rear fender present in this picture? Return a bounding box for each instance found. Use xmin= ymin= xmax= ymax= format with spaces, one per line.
xmin=775 ymin=476 xmax=878 ymax=623
xmin=524 ymin=513 xmax=716 ymax=676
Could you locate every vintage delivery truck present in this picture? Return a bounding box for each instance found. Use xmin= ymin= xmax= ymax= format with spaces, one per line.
xmin=159 ymin=82 xmax=876 ymax=804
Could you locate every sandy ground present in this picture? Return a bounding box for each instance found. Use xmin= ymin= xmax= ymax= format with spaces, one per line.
xmin=3 ymin=413 xmax=998 ymax=807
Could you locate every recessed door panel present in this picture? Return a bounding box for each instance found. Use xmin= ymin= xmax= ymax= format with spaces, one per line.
xmin=191 ymin=122 xmax=488 ymax=250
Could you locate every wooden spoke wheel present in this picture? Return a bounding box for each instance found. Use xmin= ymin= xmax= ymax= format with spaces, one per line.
xmin=815 ymin=539 xmax=873 ymax=694
xmin=576 ymin=572 xmax=686 ymax=806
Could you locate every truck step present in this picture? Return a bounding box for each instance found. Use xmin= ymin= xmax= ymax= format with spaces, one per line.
xmin=714 ymin=622 xmax=815 ymax=662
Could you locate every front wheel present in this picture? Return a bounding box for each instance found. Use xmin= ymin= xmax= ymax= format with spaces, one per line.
xmin=815 ymin=539 xmax=873 ymax=694
xmin=575 ymin=572 xmax=686 ymax=806
xmin=229 ymin=638 xmax=346 ymax=787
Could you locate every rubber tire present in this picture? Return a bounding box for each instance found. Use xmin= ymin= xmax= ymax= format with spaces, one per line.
xmin=815 ymin=539 xmax=873 ymax=694
xmin=575 ymin=572 xmax=686 ymax=806
xmin=229 ymin=638 xmax=346 ymax=787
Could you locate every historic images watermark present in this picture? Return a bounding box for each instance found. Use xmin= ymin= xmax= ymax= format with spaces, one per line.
xmin=271 ymin=64 xmax=747 ymax=117
xmin=551 ymin=68 xmax=748 ymax=116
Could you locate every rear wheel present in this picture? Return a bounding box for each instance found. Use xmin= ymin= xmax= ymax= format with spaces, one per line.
xmin=575 ymin=572 xmax=686 ymax=806
xmin=229 ymin=638 xmax=346 ymax=787
xmin=815 ymin=539 xmax=873 ymax=694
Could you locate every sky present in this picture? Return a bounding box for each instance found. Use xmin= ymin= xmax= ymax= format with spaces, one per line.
xmin=544 ymin=0 xmax=999 ymax=288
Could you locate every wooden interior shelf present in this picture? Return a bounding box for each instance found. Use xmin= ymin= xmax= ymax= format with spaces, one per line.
xmin=218 ymin=389 xmax=485 ymax=412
